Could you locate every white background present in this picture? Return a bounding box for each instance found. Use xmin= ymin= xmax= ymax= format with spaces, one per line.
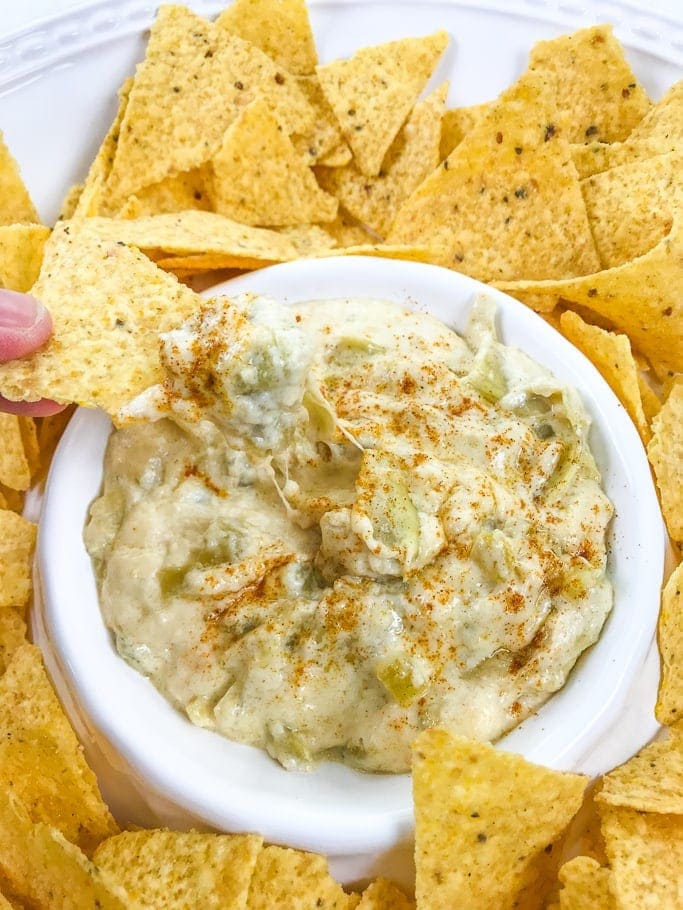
xmin=4 ymin=0 xmax=683 ymax=34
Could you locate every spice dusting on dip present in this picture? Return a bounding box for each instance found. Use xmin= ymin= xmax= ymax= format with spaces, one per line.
xmin=84 ymin=293 xmax=613 ymax=773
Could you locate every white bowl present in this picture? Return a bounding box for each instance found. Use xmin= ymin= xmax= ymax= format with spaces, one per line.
xmin=34 ymin=256 xmax=664 ymax=886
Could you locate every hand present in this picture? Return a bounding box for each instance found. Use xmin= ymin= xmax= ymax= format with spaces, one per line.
xmin=0 ymin=289 xmax=65 ymax=416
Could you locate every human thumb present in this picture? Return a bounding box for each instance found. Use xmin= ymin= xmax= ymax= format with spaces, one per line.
xmin=0 ymin=289 xmax=52 ymax=362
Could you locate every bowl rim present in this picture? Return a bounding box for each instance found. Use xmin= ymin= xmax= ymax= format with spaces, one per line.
xmin=38 ymin=255 xmax=665 ymax=856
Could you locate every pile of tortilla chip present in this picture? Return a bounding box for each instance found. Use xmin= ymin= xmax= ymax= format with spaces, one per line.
xmin=0 ymin=0 xmax=682 ymax=907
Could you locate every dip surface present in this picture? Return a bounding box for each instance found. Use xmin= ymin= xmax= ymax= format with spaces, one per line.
xmin=85 ymin=294 xmax=613 ymax=773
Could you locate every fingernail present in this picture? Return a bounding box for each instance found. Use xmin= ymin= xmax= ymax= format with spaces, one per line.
xmin=0 ymin=290 xmax=43 ymax=328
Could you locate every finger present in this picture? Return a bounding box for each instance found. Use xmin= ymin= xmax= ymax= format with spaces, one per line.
xmin=0 ymin=290 xmax=53 ymax=362
xmin=0 ymin=396 xmax=66 ymax=416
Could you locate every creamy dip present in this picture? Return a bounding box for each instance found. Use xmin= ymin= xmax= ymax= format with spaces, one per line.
xmin=85 ymin=293 xmax=613 ymax=773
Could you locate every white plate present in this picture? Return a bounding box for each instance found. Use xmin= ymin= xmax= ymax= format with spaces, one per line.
xmin=4 ymin=0 xmax=678 ymax=884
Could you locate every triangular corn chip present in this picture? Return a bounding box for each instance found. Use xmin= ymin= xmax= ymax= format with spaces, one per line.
xmin=317 ymin=31 xmax=448 ymax=177
xmin=207 ymin=97 xmax=337 ymax=226
xmin=572 ymin=80 xmax=683 ymax=178
xmin=0 ymin=790 xmax=132 ymax=909
xmin=496 ymin=210 xmax=683 ymax=378
xmin=0 ymin=133 xmax=39 ymax=225
xmin=85 ymin=210 xmax=298 ymax=261
xmin=439 ymin=102 xmax=488 ymax=159
xmin=0 ymin=224 xmax=50 ymax=292
xmin=0 ymin=644 xmax=119 ymax=854
xmin=0 ymin=414 xmax=30 ymax=491
xmin=558 ymin=856 xmax=614 ymax=910
xmin=291 ymin=75 xmax=348 ymax=166
xmin=17 ymin=416 xmax=41 ymax=482
xmin=115 ymin=168 xmax=210 ymax=219
xmin=94 ymin=830 xmax=263 ymax=910
xmin=596 ymin=726 xmax=683 ymax=813
xmin=528 ymin=25 xmax=650 ymax=143
xmin=656 ymin=563 xmax=683 ymax=725
xmin=357 ymin=878 xmax=414 ymax=909
xmin=412 ymin=730 xmax=586 ymax=910
xmin=318 ymin=84 xmax=447 ymax=236
xmin=582 ymin=152 xmax=681 ymax=267
xmin=0 ymin=511 xmax=35 ymax=609
xmin=0 ymin=606 xmax=26 ymax=677
xmin=73 ymin=77 xmax=133 ymax=218
xmin=58 ymin=182 xmax=83 ymax=221
xmin=648 ymin=383 xmax=683 ymax=543
xmin=317 ymin=142 xmax=353 ymax=167
xmin=389 ymin=72 xmax=600 ymax=281
xmin=600 ymin=804 xmax=683 ymax=908
xmin=0 ymin=221 xmax=201 ymax=417
xmin=559 ymin=311 xmax=651 ymax=445
xmin=216 ymin=0 xmax=318 ymax=76
xmin=105 ymin=5 xmax=314 ymax=208
xmin=246 ymin=846 xmax=356 ymax=909
xmin=318 ymin=209 xmax=377 ymax=247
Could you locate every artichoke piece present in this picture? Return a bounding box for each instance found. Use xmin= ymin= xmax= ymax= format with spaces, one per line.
xmin=377 ymin=655 xmax=427 ymax=707
xmin=303 ymin=387 xmax=338 ymax=439
xmin=233 ymin=345 xmax=278 ymax=393
xmin=355 ymin=450 xmax=421 ymax=564
xmin=471 ymin=529 xmax=517 ymax=584
xmin=265 ymin=722 xmax=313 ymax=768
xmin=467 ymin=336 xmax=507 ymax=403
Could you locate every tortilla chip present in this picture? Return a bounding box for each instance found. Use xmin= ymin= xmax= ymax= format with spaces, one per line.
xmin=439 ymin=102 xmax=488 ymax=160
xmin=74 ymin=78 xmax=133 ymax=219
xmin=87 ymin=210 xmax=298 ymax=262
xmin=0 ymin=221 xmax=201 ymax=417
xmin=247 ymin=846 xmax=355 ymax=909
xmin=596 ymin=727 xmax=683 ymax=813
xmin=559 ymin=311 xmax=651 ymax=444
xmin=317 ymin=31 xmax=449 ymax=177
xmin=0 ymin=224 xmax=51 ymax=293
xmin=0 ymin=511 xmax=35 ymax=609
xmin=318 ymin=143 xmax=353 ymax=168
xmin=0 ymin=133 xmax=39 ymax=226
xmin=572 ymin=79 xmax=683 ymax=178
xmin=207 ymin=97 xmax=337 ymax=226
xmin=94 ymin=830 xmax=263 ymax=909
xmin=319 ymin=209 xmax=378 ymax=247
xmin=216 ymin=0 xmax=317 ymax=76
xmin=292 ymin=75 xmax=348 ymax=166
xmin=497 ymin=209 xmax=683 ymax=378
xmin=36 ymin=407 xmax=74 ymax=467
xmin=655 ymin=563 xmax=683 ymax=725
xmin=115 ymin=168 xmax=210 ymax=219
xmin=637 ymin=374 xmax=661 ymax=423
xmin=528 ymin=25 xmax=650 ymax=144
xmin=389 ymin=72 xmax=600 ymax=281
xmin=648 ymin=383 xmax=683 ymax=542
xmin=327 ymin=243 xmax=443 ymax=263
xmin=105 ymin=6 xmax=314 ymax=209
xmin=278 ymin=224 xmax=338 ymax=255
xmin=600 ymin=804 xmax=683 ymax=907
xmin=0 ymin=644 xmax=119 ymax=854
xmin=356 ymin=878 xmax=414 ymax=909
xmin=0 ymin=790 xmax=131 ymax=910
xmin=0 ymin=607 xmax=26 ymax=676
xmin=0 ymin=485 xmax=23 ymax=515
xmin=16 ymin=417 xmax=40 ymax=481
xmin=412 ymin=729 xmax=586 ymax=910
xmin=582 ymin=153 xmax=680 ymax=268
xmin=0 ymin=414 xmax=30 ymax=491
xmin=318 ymin=84 xmax=447 ymax=237
xmin=558 ymin=856 xmax=614 ymax=909
xmin=57 ymin=183 xmax=83 ymax=221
